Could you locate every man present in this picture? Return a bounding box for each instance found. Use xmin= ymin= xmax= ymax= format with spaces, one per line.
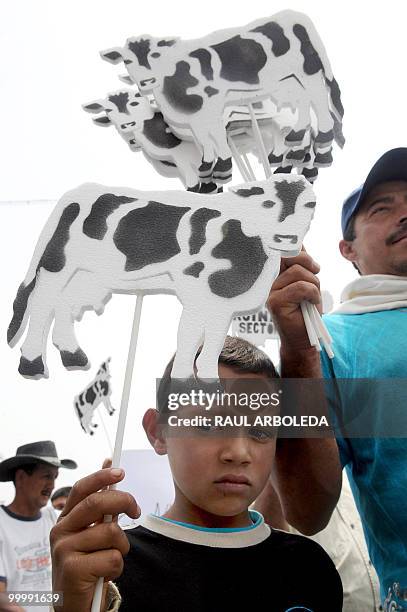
xmin=322 ymin=148 xmax=407 ymax=609
xmin=0 ymin=441 xmax=77 ymax=611
xmin=51 ymin=487 xmax=72 ymax=514
xmin=266 ymin=147 xmax=407 ymax=610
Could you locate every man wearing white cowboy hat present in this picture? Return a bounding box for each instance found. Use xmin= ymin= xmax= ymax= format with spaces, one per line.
xmin=0 ymin=441 xmax=76 ymax=610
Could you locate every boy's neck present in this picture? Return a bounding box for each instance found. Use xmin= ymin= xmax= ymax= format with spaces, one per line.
xmin=163 ymin=495 xmax=253 ymax=529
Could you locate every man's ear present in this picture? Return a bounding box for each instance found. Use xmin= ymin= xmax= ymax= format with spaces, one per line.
xmin=142 ymin=408 xmax=167 ymax=455
xmin=339 ymin=239 xmax=358 ymax=263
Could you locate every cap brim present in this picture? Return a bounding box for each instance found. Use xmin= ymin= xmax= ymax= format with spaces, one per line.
xmin=359 ymin=147 xmax=407 ymax=206
xmin=0 ymin=455 xmax=77 ymax=481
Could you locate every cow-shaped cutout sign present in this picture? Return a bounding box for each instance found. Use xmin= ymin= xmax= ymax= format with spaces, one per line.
xmin=8 ymin=176 xmax=316 ymax=380
xmin=83 ymin=90 xmax=221 ymax=192
xmin=101 ymin=10 xmax=344 ymax=184
xmin=74 ymin=359 xmax=115 ymax=435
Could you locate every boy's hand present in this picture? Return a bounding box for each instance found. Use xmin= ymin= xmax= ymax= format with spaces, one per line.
xmin=267 ymin=250 xmax=322 ymax=353
xmin=51 ymin=468 xmax=140 ymax=612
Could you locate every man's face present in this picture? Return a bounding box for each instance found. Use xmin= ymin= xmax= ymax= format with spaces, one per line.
xmin=340 ymin=181 xmax=407 ymax=275
xmin=159 ymin=365 xmax=277 ymax=521
xmin=51 ymin=496 xmax=68 ymax=512
xmin=19 ymin=464 xmax=59 ymax=510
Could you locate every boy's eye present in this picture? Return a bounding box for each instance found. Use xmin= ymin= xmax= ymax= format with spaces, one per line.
xmin=248 ymin=427 xmax=273 ymax=441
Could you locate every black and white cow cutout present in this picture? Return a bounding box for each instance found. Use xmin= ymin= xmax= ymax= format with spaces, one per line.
xmin=82 ymin=90 xmax=221 ymax=192
xmin=74 ymin=359 xmax=115 ymax=435
xmin=8 ymin=176 xmax=316 ymax=380
xmin=101 ymin=10 xmax=344 ymax=183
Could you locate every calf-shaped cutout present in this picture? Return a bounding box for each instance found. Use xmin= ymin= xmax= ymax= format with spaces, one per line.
xmin=74 ymin=358 xmax=115 ymax=435
xmin=101 ymin=10 xmax=344 ymax=182
xmin=83 ymin=90 xmax=223 ymax=191
xmin=8 ymin=176 xmax=316 ymax=380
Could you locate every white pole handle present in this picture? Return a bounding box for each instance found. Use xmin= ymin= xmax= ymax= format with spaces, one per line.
xmin=91 ymin=295 xmax=144 ymax=612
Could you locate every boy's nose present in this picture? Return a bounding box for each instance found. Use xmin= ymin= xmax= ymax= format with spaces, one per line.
xmin=219 ymin=435 xmax=251 ymax=464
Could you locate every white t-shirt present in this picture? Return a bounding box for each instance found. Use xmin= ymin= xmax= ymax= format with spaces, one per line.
xmin=0 ymin=505 xmax=56 ymax=611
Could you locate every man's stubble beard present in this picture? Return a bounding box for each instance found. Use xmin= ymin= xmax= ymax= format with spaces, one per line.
xmin=391 ymin=259 xmax=407 ymax=276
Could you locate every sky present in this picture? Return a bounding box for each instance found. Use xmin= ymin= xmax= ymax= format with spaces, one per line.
xmin=1 ymin=0 xmax=406 ymax=502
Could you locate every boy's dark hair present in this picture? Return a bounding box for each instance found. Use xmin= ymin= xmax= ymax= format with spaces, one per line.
xmin=157 ymin=335 xmax=279 ymax=413
xmin=12 ymin=462 xmax=38 ymax=485
xmin=51 ymin=486 xmax=72 ymax=502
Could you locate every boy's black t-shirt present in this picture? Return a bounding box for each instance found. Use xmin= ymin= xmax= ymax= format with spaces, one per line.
xmin=115 ymin=513 xmax=343 ymax=611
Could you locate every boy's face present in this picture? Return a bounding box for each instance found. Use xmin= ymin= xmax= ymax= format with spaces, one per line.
xmin=145 ymin=364 xmax=278 ymax=525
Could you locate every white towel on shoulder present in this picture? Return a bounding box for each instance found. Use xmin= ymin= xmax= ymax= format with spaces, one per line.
xmin=332 ymin=275 xmax=407 ymax=314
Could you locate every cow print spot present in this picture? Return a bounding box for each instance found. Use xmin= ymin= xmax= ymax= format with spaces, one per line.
xmin=326 ymin=77 xmax=344 ymax=119
xmin=285 ymin=149 xmax=306 ymax=161
xmin=61 ymin=348 xmax=88 ymax=369
xmin=208 ymin=220 xmax=267 ymax=298
xmin=142 ymin=112 xmax=182 ymax=149
xmin=268 ymin=153 xmax=283 ymax=164
xmin=85 ymin=386 xmax=97 ymax=405
xmin=275 ymin=180 xmax=306 ymax=222
xmin=285 ymin=129 xmax=306 ymax=144
xmin=83 ymin=194 xmax=137 ymax=240
xmin=315 ymin=129 xmax=334 ymax=144
xmin=211 ymin=36 xmax=267 ymax=85
xmin=7 ymin=279 xmax=36 ymax=345
xmin=128 ymin=39 xmax=151 ymax=69
xmin=251 ymin=21 xmax=290 ymax=57
xmin=189 ymin=208 xmax=222 ymax=255
xmin=157 ymin=39 xmax=176 ymax=47
xmin=274 ymin=166 xmax=293 ymax=174
xmin=18 ymin=356 xmax=45 ymax=378
xmin=235 ymin=187 xmax=264 ymax=197
xmin=198 ymin=182 xmax=218 ymax=194
xmin=189 ymin=48 xmax=214 ymax=80
xmin=184 ymin=262 xmax=205 ymax=277
xmin=315 ymin=150 xmax=333 ymax=165
xmin=302 ymin=167 xmax=318 ymax=181
xmin=114 ymin=201 xmax=191 ymax=271
xmin=262 ymin=200 xmax=276 ymax=208
xmin=39 ymin=203 xmax=80 ymax=273
xmin=213 ymin=157 xmax=232 ymax=174
xmin=108 ymin=92 xmax=130 ymax=114
xmin=293 ymin=24 xmax=323 ymax=75
xmin=163 ymin=61 xmax=203 ymax=114
xmin=204 ymin=86 xmax=219 ymax=97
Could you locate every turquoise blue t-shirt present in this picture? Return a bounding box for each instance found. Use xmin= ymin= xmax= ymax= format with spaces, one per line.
xmin=321 ymin=308 xmax=407 ymax=606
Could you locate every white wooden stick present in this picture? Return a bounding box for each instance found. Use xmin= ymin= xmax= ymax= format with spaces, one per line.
xmin=228 ymin=136 xmax=251 ymax=182
xmin=308 ymin=303 xmax=334 ymax=358
xmin=300 ymin=301 xmax=321 ymax=351
xmin=96 ymin=405 xmax=114 ymax=456
xmin=242 ymin=153 xmax=256 ymax=181
xmin=91 ymin=294 xmax=144 ymax=612
xmin=248 ymin=103 xmax=272 ymax=179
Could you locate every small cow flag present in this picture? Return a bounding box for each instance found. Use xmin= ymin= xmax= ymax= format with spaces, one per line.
xmin=8 ymin=176 xmax=316 ymax=380
xmin=74 ymin=358 xmax=115 ymax=435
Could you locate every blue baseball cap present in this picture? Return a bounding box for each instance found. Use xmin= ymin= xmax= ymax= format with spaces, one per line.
xmin=342 ymin=148 xmax=407 ymax=236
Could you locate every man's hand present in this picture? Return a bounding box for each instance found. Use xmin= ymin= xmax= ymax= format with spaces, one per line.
xmin=0 ymin=593 xmax=24 ymax=612
xmin=267 ymin=250 xmax=321 ymax=354
xmin=51 ymin=468 xmax=140 ymax=612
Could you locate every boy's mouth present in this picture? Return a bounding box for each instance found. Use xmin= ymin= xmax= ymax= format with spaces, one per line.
xmin=213 ymin=474 xmax=251 ymax=492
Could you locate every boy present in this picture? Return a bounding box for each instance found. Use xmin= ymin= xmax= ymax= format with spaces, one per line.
xmin=51 ymin=337 xmax=342 ymax=611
